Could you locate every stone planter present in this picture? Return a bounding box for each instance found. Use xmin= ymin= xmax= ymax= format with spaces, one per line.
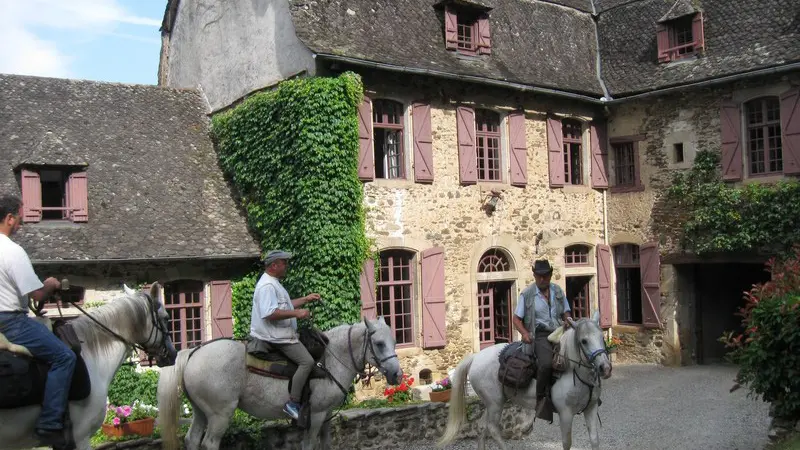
xmin=429 ymin=389 xmax=451 ymax=403
xmin=101 ymin=417 xmax=155 ymax=438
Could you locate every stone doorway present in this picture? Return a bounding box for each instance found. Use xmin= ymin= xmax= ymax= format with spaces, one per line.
xmin=477 ymin=281 xmax=514 ymax=349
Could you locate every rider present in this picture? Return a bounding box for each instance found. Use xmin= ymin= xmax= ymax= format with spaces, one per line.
xmin=0 ymin=195 xmax=76 ymax=446
xmin=511 ymin=259 xmax=571 ymax=420
xmin=249 ymin=249 xmax=321 ymax=420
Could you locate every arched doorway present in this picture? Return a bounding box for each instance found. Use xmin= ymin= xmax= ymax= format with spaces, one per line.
xmin=476 ymin=248 xmax=517 ymax=349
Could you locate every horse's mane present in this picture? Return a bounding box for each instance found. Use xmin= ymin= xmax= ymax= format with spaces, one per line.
xmin=70 ymin=292 xmax=150 ymax=359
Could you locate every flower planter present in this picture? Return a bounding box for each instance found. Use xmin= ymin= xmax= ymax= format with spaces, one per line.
xmin=430 ymin=389 xmax=451 ymax=403
xmin=101 ymin=417 xmax=155 ymax=438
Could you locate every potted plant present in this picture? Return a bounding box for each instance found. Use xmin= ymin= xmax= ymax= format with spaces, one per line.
xmin=101 ymin=400 xmax=158 ymax=438
xmin=383 ymin=374 xmax=415 ymax=404
xmin=429 ymin=376 xmax=452 ymax=403
xmin=606 ymin=335 xmax=621 ymax=354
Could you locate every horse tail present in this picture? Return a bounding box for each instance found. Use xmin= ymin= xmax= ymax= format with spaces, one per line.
xmin=437 ymin=353 xmax=475 ymax=448
xmin=158 ymin=348 xmax=192 ymax=450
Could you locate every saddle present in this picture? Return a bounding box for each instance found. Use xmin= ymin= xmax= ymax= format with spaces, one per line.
xmin=0 ymin=319 xmax=91 ymax=410
xmin=497 ymin=340 xmax=567 ymax=391
xmin=245 ymin=327 xmax=330 ymax=382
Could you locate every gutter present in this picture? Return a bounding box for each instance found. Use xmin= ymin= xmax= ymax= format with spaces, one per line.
xmin=314 ymin=53 xmax=606 ymax=105
xmin=32 ymin=253 xmax=260 ymax=265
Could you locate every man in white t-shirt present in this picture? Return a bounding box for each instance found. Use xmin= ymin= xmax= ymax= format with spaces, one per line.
xmin=0 ymin=195 xmax=76 ymax=447
xmin=250 ymin=249 xmax=320 ymax=420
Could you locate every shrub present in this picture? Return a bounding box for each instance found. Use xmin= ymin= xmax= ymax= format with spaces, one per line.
xmin=383 ymin=374 xmax=415 ymax=404
xmin=107 ymin=364 xmax=160 ymax=407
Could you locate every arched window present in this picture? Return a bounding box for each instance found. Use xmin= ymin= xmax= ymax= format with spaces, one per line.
xmin=377 ymin=249 xmax=415 ymax=345
xmin=372 ymin=99 xmax=405 ymax=179
xmin=475 ymin=109 xmax=502 ymax=182
xmin=613 ymin=244 xmax=642 ymax=324
xmin=164 ymin=279 xmax=205 ymax=350
xmin=744 ymin=97 xmax=782 ymax=175
xmin=477 ymin=248 xmax=514 ymax=348
xmin=478 ymin=248 xmax=512 ymax=272
xmin=564 ymin=244 xmax=590 ymax=266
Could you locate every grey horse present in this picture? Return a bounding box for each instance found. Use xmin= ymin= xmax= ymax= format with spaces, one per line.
xmin=158 ymin=317 xmax=403 ymax=450
xmin=438 ymin=312 xmax=613 ymax=450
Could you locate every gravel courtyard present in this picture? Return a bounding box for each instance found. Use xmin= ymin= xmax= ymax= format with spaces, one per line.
xmin=413 ymin=363 xmax=772 ymax=450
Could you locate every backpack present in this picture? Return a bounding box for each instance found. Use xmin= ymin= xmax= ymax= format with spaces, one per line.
xmin=497 ymin=342 xmax=537 ymax=390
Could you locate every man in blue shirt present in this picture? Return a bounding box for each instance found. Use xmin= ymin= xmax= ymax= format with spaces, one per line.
xmin=511 ymin=259 xmax=571 ymax=420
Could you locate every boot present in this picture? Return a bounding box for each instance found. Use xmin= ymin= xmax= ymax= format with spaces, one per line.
xmin=535 ymin=396 xmax=554 ymax=423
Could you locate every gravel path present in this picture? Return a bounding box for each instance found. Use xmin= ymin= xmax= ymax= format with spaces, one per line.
xmin=408 ymin=364 xmax=771 ymax=450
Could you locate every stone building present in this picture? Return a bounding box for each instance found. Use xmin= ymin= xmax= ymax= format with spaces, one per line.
xmin=156 ymin=0 xmax=800 ymax=380
xmin=0 ymin=74 xmax=261 ymax=357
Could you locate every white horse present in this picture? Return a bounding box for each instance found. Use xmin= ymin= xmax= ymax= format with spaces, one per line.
xmin=158 ymin=317 xmax=404 ymax=450
xmin=438 ymin=312 xmax=613 ymax=450
xmin=0 ymin=283 xmax=177 ymax=450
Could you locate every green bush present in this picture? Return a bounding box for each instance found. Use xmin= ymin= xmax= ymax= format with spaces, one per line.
xmin=107 ymin=364 xmax=159 ymax=407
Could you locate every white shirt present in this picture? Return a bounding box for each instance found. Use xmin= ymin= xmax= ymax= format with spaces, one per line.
xmin=249 ymin=272 xmax=298 ymax=344
xmin=0 ymin=234 xmax=43 ymax=313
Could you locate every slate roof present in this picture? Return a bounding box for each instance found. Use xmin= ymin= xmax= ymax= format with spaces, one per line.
xmin=0 ymin=74 xmax=261 ymax=262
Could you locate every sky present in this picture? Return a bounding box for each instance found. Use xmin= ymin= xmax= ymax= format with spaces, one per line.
xmin=0 ymin=0 xmax=165 ymax=85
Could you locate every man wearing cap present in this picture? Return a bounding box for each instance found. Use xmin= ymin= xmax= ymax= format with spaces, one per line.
xmin=511 ymin=259 xmax=572 ymax=420
xmin=250 ymin=250 xmax=321 ymax=420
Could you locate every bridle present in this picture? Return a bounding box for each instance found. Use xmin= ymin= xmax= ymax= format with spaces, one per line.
xmin=566 ymin=319 xmax=610 ymax=416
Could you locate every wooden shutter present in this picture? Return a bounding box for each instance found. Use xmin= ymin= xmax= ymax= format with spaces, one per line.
xmin=360 ymin=259 xmax=376 ymax=320
xmin=507 ymin=110 xmax=528 ymax=187
xmin=656 ymin=23 xmax=671 ymax=62
xmin=546 ymin=117 xmax=565 ymax=187
xmin=445 ymin=6 xmax=458 ymax=50
xmin=210 ymin=280 xmax=233 ymax=338
xmin=20 ymin=169 xmax=42 ymax=223
xmin=412 ymin=102 xmax=434 ymax=183
xmin=457 ymin=106 xmax=477 ymax=185
xmin=421 ymin=247 xmax=446 ymax=348
xmin=639 ymin=242 xmax=662 ymax=329
xmin=477 ymin=14 xmax=491 ymax=55
xmin=720 ymin=101 xmax=743 ymax=181
xmin=67 ymin=171 xmax=88 ymax=222
xmin=692 ymin=12 xmax=705 ymax=52
xmin=590 ymin=122 xmax=609 ymax=189
xmin=596 ymin=244 xmax=612 ymax=328
xmin=357 ymin=97 xmax=374 ymax=181
xmin=780 ymin=89 xmax=800 ymax=175
xmin=139 ymin=283 xmax=154 ymax=366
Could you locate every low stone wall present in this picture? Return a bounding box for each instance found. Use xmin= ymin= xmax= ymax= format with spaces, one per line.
xmin=613 ymin=327 xmax=665 ymax=364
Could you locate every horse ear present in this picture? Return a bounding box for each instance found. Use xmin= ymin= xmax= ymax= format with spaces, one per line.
xmin=123 ymin=284 xmax=136 ymax=296
xmin=149 ymin=282 xmax=161 ymax=304
xmin=364 ymin=317 xmax=375 ymax=332
xmin=592 ymin=310 xmax=600 ymax=325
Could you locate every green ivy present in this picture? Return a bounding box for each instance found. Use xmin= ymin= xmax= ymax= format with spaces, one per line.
xmin=211 ymin=72 xmax=369 ymax=332
xmin=107 ymin=364 xmax=159 ymax=407
xmin=663 ymin=150 xmax=800 ymax=256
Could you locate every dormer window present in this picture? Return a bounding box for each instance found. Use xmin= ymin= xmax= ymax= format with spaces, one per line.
xmin=445 ymin=4 xmax=491 ymax=55
xmin=657 ymin=12 xmax=704 ymax=62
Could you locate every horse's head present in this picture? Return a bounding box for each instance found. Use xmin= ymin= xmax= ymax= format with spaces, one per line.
xmin=568 ymin=311 xmax=612 ymax=379
xmin=123 ymin=283 xmax=178 ymax=367
xmin=364 ymin=317 xmax=404 ymax=385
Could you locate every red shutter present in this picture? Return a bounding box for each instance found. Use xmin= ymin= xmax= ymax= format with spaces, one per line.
xmin=639 ymin=242 xmax=662 ymax=329
xmin=21 ymin=169 xmax=42 ymax=223
xmin=457 ymin=106 xmax=477 ymax=185
xmin=360 ymin=259 xmax=376 ymax=320
xmin=507 ymin=110 xmax=528 ymax=186
xmin=692 ymin=12 xmax=705 ymax=52
xmin=67 ymin=171 xmax=88 ymax=222
xmin=780 ymin=89 xmax=800 ymax=175
xmin=596 ymin=244 xmax=612 ymax=328
xmin=357 ymin=97 xmax=374 ymax=181
xmin=477 ymin=14 xmax=491 ymax=55
xmin=210 ymin=280 xmax=233 ymax=338
xmin=547 ymin=117 xmax=565 ymax=187
xmin=421 ymin=247 xmax=446 ymax=348
xmin=720 ymin=101 xmax=743 ymax=181
xmin=445 ymin=6 xmax=458 ymax=50
xmin=412 ymin=102 xmax=434 ymax=183
xmin=657 ymin=24 xmax=671 ymax=62
xmin=590 ymin=122 xmax=609 ymax=189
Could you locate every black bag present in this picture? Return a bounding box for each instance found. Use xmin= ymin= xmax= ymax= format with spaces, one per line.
xmin=498 ymin=342 xmax=537 ymax=390
xmin=0 ymin=351 xmax=35 ymax=407
xmin=299 ymin=327 xmax=329 ymax=362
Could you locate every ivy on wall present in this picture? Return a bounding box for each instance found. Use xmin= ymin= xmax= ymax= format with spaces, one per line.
xmin=664 ymin=150 xmax=800 ymax=256
xmin=211 ymin=72 xmax=370 ymax=334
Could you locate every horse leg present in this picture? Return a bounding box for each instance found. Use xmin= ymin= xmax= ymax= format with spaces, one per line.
xmin=319 ymin=413 xmax=333 ymax=449
xmin=301 ymin=411 xmax=328 ymax=450
xmin=484 ymin=401 xmax=508 ymax=450
xmin=185 ymin=402 xmax=208 ymax=450
xmin=199 ymin=405 xmax=236 ymax=450
xmin=584 ymin=402 xmax=601 ymax=450
xmin=558 ymin=410 xmax=575 ymax=450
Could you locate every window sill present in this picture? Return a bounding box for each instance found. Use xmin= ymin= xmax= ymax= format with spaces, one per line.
xmin=367 ymin=178 xmax=418 ymax=189
xmin=23 ymin=220 xmax=83 ymax=229
xmin=739 ymin=173 xmax=796 ymax=185
xmin=610 ymin=185 xmax=645 ymax=194
xmin=562 ymin=185 xmax=595 ymax=194
xmin=396 ymin=346 xmax=422 ymax=358
xmin=612 ymin=324 xmax=645 ymax=333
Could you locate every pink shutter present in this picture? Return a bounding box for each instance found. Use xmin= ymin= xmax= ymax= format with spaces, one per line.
xmin=590 ymin=122 xmax=609 ymax=189
xmin=547 ymin=117 xmax=565 ymax=187
xmin=720 ymin=101 xmax=743 ymax=181
xmin=67 ymin=171 xmax=88 ymax=222
xmin=421 ymin=247 xmax=446 ymax=349
xmin=657 ymin=24 xmax=671 ymax=62
xmin=211 ymin=280 xmax=233 ymax=338
xmin=596 ymin=244 xmax=612 ymax=328
xmin=412 ymin=102 xmax=434 ymax=183
xmin=780 ymin=89 xmax=800 ymax=175
xmin=692 ymin=12 xmax=705 ymax=52
xmin=507 ymin=110 xmax=528 ymax=186
xmin=139 ymin=283 xmax=154 ymax=366
xmin=358 ymin=97 xmax=374 ymax=181
xmin=639 ymin=242 xmax=662 ymax=329
xmin=360 ymin=259 xmax=376 ymax=320
xmin=445 ymin=7 xmax=458 ymax=50
xmin=477 ymin=14 xmax=491 ymax=55
xmin=457 ymin=106 xmax=477 ymax=184
xmin=21 ymin=169 xmax=41 ymax=223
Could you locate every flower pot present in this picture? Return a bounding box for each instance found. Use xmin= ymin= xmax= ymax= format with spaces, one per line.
xmin=101 ymin=417 xmax=155 ymax=438
xmin=430 ymin=389 xmax=451 ymax=403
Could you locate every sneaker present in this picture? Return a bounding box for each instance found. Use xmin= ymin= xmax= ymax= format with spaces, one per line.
xmin=282 ymin=401 xmax=301 ymax=420
xmin=35 ymin=428 xmax=66 ymax=447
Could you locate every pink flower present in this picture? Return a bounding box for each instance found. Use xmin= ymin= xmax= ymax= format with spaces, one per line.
xmin=115 ymin=406 xmax=124 ymax=416
xmin=122 ymin=406 xmax=132 ymax=417
xmin=112 ymin=417 xmax=120 ymax=426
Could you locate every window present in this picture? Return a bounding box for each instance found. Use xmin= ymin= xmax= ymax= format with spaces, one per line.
xmin=657 ymin=12 xmax=704 ymax=63
xmin=164 ymin=280 xmax=204 ymax=350
xmin=614 ymin=244 xmax=642 ymax=324
xmin=476 ymin=248 xmax=515 ymax=349
xmin=745 ymin=97 xmax=783 ymax=175
xmin=566 ymin=276 xmax=591 ymax=319
xmin=477 ymin=248 xmax=511 ymax=272
xmin=562 ymin=119 xmax=584 ymax=185
xmin=19 ymin=167 xmax=88 ymax=223
xmin=444 ymin=5 xmax=491 ymax=55
xmin=377 ymin=250 xmax=415 ymax=346
xmin=43 ymin=285 xmax=85 ymax=306
xmin=457 ymin=13 xmax=477 ymax=52
xmin=564 ymin=245 xmax=590 ymax=266
xmin=372 ymin=99 xmax=405 ymax=179
xmin=673 ymin=143 xmax=685 ymax=163
xmin=609 ymin=137 xmax=643 ymax=192
xmin=475 ymin=109 xmax=502 ymax=182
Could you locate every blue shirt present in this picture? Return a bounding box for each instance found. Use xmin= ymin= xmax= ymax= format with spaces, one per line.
xmin=514 ymin=283 xmax=571 ymax=330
